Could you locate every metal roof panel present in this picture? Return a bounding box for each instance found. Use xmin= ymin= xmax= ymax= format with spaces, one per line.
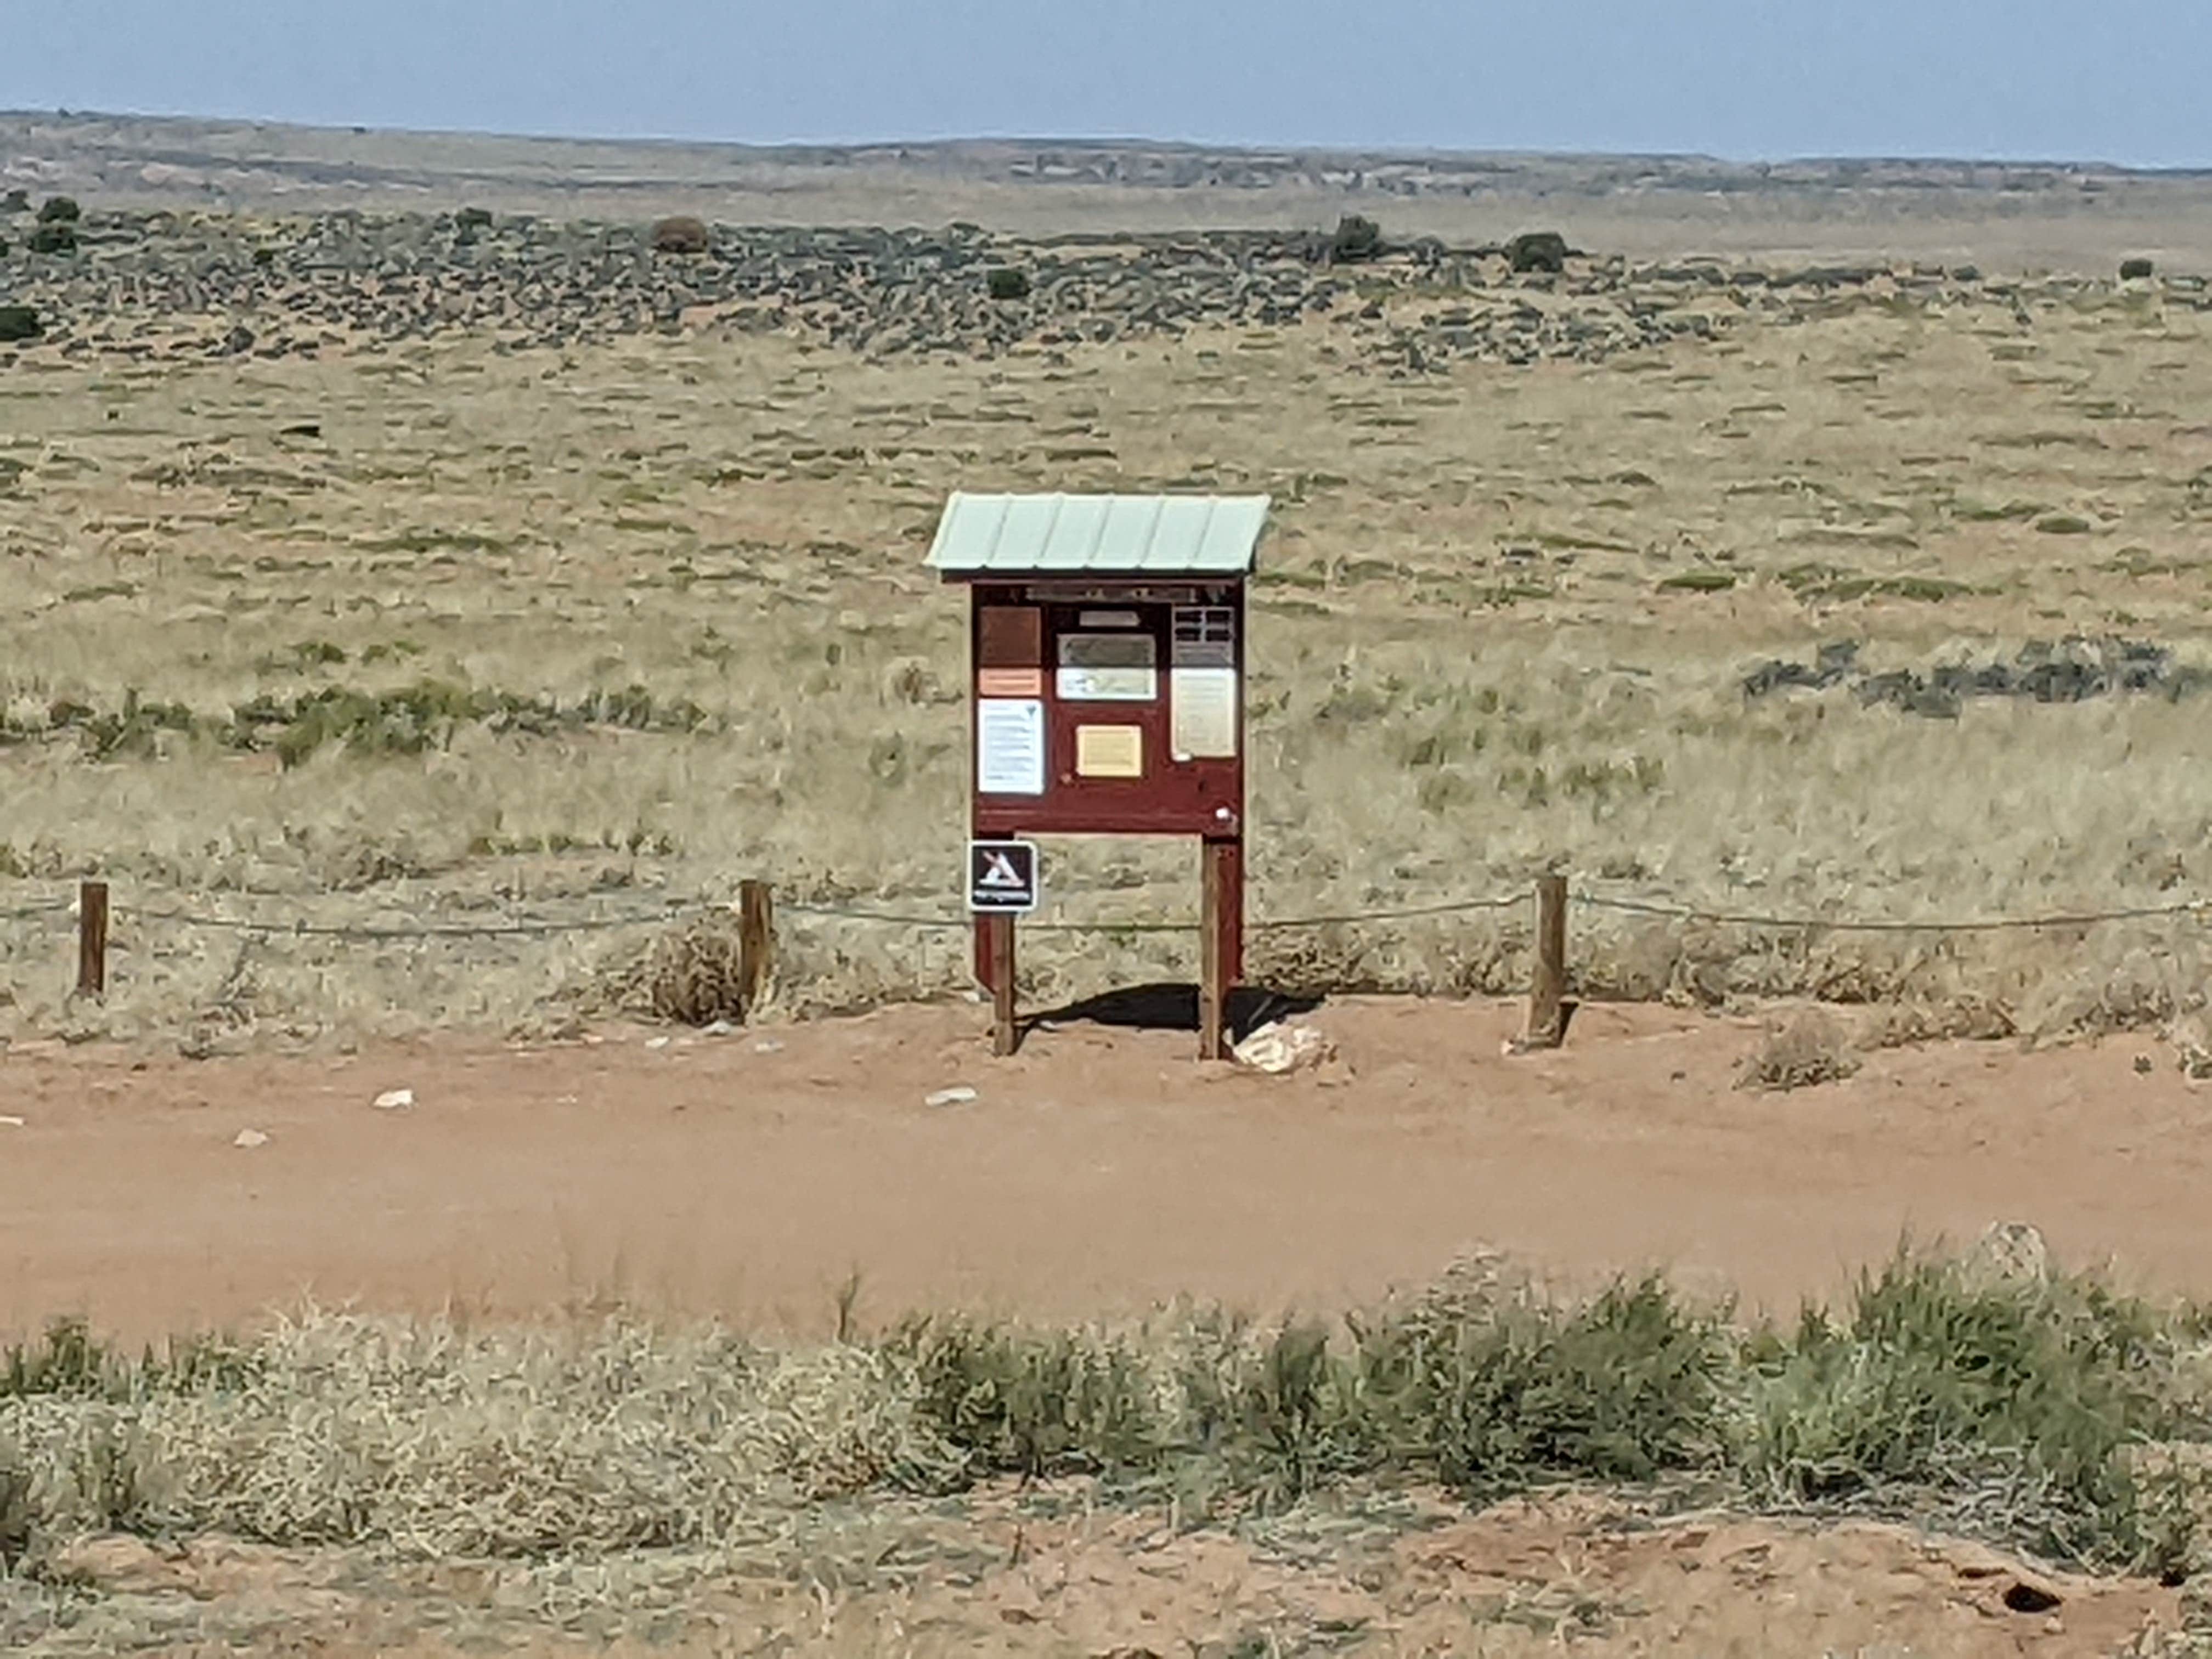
xmin=926 ymin=492 xmax=1268 ymax=576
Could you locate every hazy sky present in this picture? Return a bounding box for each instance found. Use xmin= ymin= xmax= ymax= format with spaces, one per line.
xmin=6 ymin=1 xmax=2207 ymax=167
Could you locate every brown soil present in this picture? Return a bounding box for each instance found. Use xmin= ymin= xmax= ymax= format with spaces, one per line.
xmin=2 ymin=997 xmax=2205 ymax=1344
xmin=24 ymin=1486 xmax=2195 ymax=1658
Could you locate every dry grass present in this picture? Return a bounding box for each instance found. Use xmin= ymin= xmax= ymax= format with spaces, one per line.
xmin=1739 ymin=1008 xmax=1863 ymax=1092
xmin=3 ymin=250 xmax=2212 ymax=1046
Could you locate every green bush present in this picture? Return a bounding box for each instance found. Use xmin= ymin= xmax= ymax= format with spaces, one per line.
xmin=2120 ymin=257 xmax=2155 ymax=281
xmin=27 ymin=222 xmax=75 ymax=256
xmin=986 ymin=266 xmax=1031 ymax=301
xmin=0 ymin=303 xmax=40 ymax=342
xmin=1508 ymin=230 xmax=1570 ymax=274
xmin=1 ymin=188 xmax=27 ymax=213
xmin=650 ymin=215 xmax=710 ymax=256
xmin=1739 ymin=1251 xmax=2193 ymax=1567
xmin=455 ymin=205 xmax=494 ymax=234
xmin=37 ymin=195 xmax=80 ymax=224
xmin=1330 ymin=214 xmax=1383 ymax=263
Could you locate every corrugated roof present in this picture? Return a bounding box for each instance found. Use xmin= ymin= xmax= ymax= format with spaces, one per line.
xmin=926 ymin=493 xmax=1271 ymax=576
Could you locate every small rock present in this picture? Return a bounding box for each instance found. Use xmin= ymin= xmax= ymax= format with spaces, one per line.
xmin=0 ymin=1114 xmax=24 ymax=1127
xmin=924 ymin=1086 xmax=978 ymax=1108
xmin=701 ymin=1019 xmax=736 ymax=1037
xmin=644 ymin=1035 xmax=672 ymax=1050
xmin=233 ymin=1128 xmax=268 ymax=1148
xmin=753 ymin=1039 xmax=785 ymax=1054
xmin=1966 ymin=1221 xmax=2050 ymax=1286
xmin=372 ymin=1087 xmax=414 ymax=1110
xmin=1232 ymin=1022 xmax=1335 ymax=1075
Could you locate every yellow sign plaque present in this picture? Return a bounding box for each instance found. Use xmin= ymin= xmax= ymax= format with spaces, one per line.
xmin=1075 ymin=724 xmax=1144 ymax=778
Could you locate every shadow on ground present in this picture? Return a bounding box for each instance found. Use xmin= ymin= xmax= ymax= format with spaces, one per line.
xmin=1025 ymin=983 xmax=1324 ymax=1046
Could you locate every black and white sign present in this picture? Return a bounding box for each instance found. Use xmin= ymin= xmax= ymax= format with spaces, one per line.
xmin=967 ymin=840 xmax=1041 ymax=913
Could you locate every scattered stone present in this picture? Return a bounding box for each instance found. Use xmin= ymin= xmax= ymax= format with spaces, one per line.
xmin=923 ymin=1086 xmax=978 ymax=1108
xmin=753 ymin=1039 xmax=785 ymax=1054
xmin=1966 ymin=1221 xmax=2050 ymax=1286
xmin=1232 ymin=1021 xmax=1335 ymax=1075
xmin=1746 ymin=637 xmax=2210 ymax=718
xmin=371 ymin=1087 xmax=414 ymax=1110
xmin=701 ymin=1019 xmax=737 ymax=1036
xmin=0 ymin=1114 xmax=24 ymax=1127
xmin=644 ymin=1035 xmax=672 ymax=1050
xmin=2169 ymin=1013 xmax=2212 ymax=1080
xmin=232 ymin=1128 xmax=268 ymax=1148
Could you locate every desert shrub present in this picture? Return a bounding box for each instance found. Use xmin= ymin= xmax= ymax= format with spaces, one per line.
xmin=1507 ymin=230 xmax=1570 ymax=273
xmin=0 ymin=1251 xmax=2202 ymax=1567
xmin=1738 ymin=1009 xmax=1860 ymax=1091
xmin=986 ymin=266 xmax=1031 ymax=301
xmin=36 ymin=196 xmax=80 ymax=224
xmin=650 ymin=215 xmax=710 ymax=256
xmin=606 ymin=914 xmax=754 ymax=1026
xmin=1355 ymin=1268 xmax=1728 ymax=1489
xmin=1739 ymin=1251 xmax=2196 ymax=1568
xmin=27 ymin=222 xmax=75 ymax=256
xmin=0 ymin=304 xmax=39 ymax=343
xmin=455 ymin=205 xmax=494 ymax=234
xmin=1330 ymin=214 xmax=1383 ymax=263
xmin=2121 ymin=257 xmax=2155 ymax=281
xmin=1 ymin=188 xmax=27 ymax=213
xmin=2 ymin=1318 xmax=118 ymax=1400
xmin=897 ymin=1317 xmax=1170 ymax=1481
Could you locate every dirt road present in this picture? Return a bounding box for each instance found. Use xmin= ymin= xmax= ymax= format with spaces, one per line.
xmin=0 ymin=998 xmax=2203 ymax=1340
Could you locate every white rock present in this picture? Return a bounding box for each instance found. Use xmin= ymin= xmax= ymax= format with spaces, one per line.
xmin=644 ymin=1035 xmax=672 ymax=1051
xmin=233 ymin=1128 xmax=269 ymax=1148
xmin=373 ymin=1087 xmax=414 ymax=1110
xmin=1232 ymin=1022 xmax=1335 ymax=1075
xmin=702 ymin=1020 xmax=737 ymax=1037
xmin=923 ymin=1086 xmax=978 ymax=1108
xmin=753 ymin=1039 xmax=785 ymax=1054
xmin=0 ymin=1115 xmax=24 ymax=1128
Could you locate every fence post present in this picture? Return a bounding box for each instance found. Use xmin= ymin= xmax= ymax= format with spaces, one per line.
xmin=1199 ymin=840 xmax=1231 ymax=1061
xmin=987 ymin=913 xmax=1019 ymax=1057
xmin=1516 ymin=872 xmax=1568 ymax=1051
xmin=736 ymin=879 xmax=774 ymax=1015
xmin=75 ymin=879 xmax=109 ymax=1001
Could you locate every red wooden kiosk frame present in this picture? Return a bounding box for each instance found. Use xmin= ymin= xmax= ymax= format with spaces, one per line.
xmin=928 ymin=494 xmax=1269 ymax=1059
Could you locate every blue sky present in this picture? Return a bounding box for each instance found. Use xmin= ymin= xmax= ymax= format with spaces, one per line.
xmin=7 ymin=2 xmax=2207 ymax=168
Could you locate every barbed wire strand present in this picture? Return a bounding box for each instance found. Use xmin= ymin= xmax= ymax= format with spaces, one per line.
xmin=2 ymin=884 xmax=2204 ymax=943
xmin=123 ymin=905 xmax=699 ymax=941
xmin=1580 ymin=893 xmax=2209 ymax=935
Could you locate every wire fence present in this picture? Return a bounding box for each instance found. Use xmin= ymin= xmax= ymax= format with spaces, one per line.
xmin=2 ymin=880 xmax=2206 ymax=943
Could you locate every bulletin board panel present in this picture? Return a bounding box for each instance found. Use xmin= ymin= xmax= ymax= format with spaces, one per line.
xmin=966 ymin=581 xmax=1246 ymax=840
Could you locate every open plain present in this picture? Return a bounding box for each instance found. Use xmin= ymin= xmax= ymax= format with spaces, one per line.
xmin=7 ymin=118 xmax=2212 ymax=1654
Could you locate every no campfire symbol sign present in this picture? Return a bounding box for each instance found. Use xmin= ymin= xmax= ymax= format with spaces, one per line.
xmin=967 ymin=840 xmax=1040 ymax=914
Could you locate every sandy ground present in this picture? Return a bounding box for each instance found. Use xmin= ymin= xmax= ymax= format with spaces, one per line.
xmin=2 ymin=996 xmax=2204 ymax=1344
xmin=20 ymin=1487 xmax=2197 ymax=1658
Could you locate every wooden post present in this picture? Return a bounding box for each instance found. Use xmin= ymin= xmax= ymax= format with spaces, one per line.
xmin=1199 ymin=840 xmax=1231 ymax=1061
xmin=736 ymin=879 xmax=774 ymax=1015
xmin=987 ymin=913 xmax=1018 ymax=1057
xmin=1519 ymin=872 xmax=1568 ymax=1051
xmin=75 ymin=879 xmax=109 ymax=1001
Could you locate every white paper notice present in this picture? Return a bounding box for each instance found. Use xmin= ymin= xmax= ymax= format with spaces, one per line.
xmin=1170 ymin=668 xmax=1238 ymax=759
xmin=977 ymin=698 xmax=1046 ymax=795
